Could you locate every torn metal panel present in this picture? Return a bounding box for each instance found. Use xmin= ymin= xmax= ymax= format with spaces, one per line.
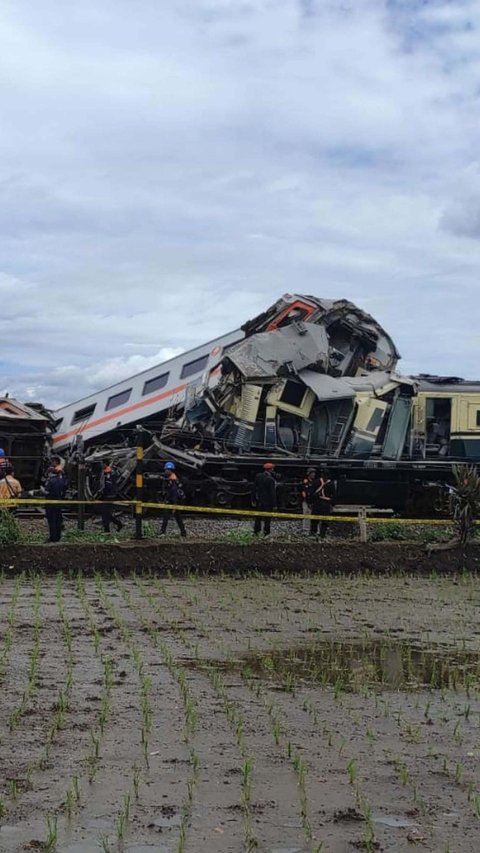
xmin=241 ymin=293 xmax=400 ymax=373
xmin=299 ymin=370 xmax=356 ymax=401
xmin=345 ymin=372 xmax=417 ymax=395
xmin=224 ymin=322 xmax=330 ymax=380
xmin=229 ymin=383 xmax=262 ymax=450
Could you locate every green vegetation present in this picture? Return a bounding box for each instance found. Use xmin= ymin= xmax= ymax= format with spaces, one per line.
xmin=0 ymin=509 xmax=20 ymax=545
xmin=451 ymin=464 xmax=480 ymax=545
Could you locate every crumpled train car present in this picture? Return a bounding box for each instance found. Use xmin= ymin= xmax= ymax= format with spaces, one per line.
xmin=52 ymin=295 xmax=480 ymax=514
xmin=0 ymin=399 xmax=53 ymax=490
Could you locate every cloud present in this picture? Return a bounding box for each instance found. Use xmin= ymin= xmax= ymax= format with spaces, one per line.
xmin=0 ymin=0 xmax=478 ymax=410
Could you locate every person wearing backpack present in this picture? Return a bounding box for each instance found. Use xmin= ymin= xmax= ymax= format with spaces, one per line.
xmin=159 ymin=461 xmax=187 ymax=537
xmin=0 ymin=464 xmax=22 ymax=501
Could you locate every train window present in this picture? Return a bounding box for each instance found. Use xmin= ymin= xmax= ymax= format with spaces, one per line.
xmin=105 ymin=389 xmax=132 ymax=411
xmin=142 ymin=372 xmax=169 ymax=396
xmin=280 ymin=381 xmax=305 ymax=408
xmin=71 ymin=404 xmax=96 ymax=425
xmin=180 ymin=354 xmax=209 ymax=380
xmin=366 ymin=407 xmax=384 ymax=432
xmin=266 ymin=300 xmax=315 ymax=331
xmin=477 ymin=411 xmax=480 ymax=427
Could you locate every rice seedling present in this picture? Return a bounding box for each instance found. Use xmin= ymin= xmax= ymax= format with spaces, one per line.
xmin=44 ymin=815 xmax=58 ymax=852
xmin=347 ymin=758 xmax=357 ymax=785
xmin=0 ymin=572 xmax=23 ymax=684
xmin=116 ymin=790 xmax=131 ymax=842
xmin=6 ymin=779 xmax=18 ymax=800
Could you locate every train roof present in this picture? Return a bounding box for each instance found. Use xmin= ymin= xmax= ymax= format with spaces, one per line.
xmin=0 ymin=398 xmax=50 ymax=422
xmin=54 ymin=327 xmax=239 ymax=414
xmin=414 ymin=375 xmax=480 ymax=393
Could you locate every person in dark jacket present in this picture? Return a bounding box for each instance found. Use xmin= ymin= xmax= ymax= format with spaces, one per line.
xmin=100 ymin=461 xmax=123 ymax=533
xmin=44 ymin=459 xmax=68 ymax=542
xmin=159 ymin=461 xmax=186 ymax=537
xmin=253 ymin=462 xmax=276 ymax=536
xmin=301 ymin=467 xmax=316 ymax=534
xmin=309 ymin=468 xmax=335 ymax=539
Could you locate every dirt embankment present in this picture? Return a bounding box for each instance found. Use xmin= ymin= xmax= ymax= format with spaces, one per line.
xmin=0 ymin=541 xmax=479 ymax=575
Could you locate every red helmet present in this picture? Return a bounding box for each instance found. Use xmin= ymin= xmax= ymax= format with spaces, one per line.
xmin=263 ymin=462 xmax=275 ymax=470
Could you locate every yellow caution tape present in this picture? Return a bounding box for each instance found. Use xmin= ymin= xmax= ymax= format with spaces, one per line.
xmin=0 ymin=497 xmax=473 ymax=525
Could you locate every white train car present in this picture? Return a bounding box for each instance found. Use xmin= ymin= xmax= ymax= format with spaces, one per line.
xmin=52 ymin=328 xmax=244 ymax=452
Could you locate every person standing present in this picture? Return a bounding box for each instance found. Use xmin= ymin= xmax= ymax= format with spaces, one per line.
xmin=301 ymin=467 xmax=316 ymax=534
xmin=253 ymin=462 xmax=276 ymax=536
xmin=100 ymin=460 xmax=123 ymax=533
xmin=309 ymin=468 xmax=335 ymax=539
xmin=159 ymin=462 xmax=187 ymax=537
xmin=44 ymin=459 xmax=68 ymax=543
xmin=0 ymin=465 xmax=22 ymax=500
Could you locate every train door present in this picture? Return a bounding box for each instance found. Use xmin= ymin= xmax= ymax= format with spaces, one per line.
xmin=450 ymin=396 xmax=480 ymax=459
xmin=382 ymin=397 xmax=412 ymax=459
xmin=424 ymin=397 xmax=451 ymax=457
xmin=346 ymin=397 xmax=388 ymax=457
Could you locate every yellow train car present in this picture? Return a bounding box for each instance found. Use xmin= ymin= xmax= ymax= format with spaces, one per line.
xmin=414 ymin=378 xmax=480 ymax=462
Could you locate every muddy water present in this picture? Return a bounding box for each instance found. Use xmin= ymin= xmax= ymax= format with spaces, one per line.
xmin=186 ymin=638 xmax=480 ymax=691
xmin=2 ymin=574 xmax=480 ymax=853
xmin=246 ymin=639 xmax=480 ymax=690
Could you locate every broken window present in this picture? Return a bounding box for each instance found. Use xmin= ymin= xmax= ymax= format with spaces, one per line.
xmin=280 ymin=381 xmax=306 ymax=408
xmin=366 ymin=407 xmax=385 ymax=432
xmin=105 ymin=389 xmax=132 ymax=411
xmin=181 ymin=354 xmax=209 ymax=380
xmin=142 ymin=373 xmax=169 ymax=396
xmin=71 ymin=404 xmax=96 ymax=425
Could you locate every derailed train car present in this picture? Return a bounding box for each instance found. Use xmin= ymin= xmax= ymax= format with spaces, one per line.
xmin=0 ymin=398 xmax=53 ymax=489
xmin=54 ymin=295 xmax=480 ymax=514
xmin=155 ymin=328 xmax=480 ymax=514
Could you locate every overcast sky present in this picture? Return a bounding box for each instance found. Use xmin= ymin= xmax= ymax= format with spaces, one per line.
xmin=1 ymin=0 xmax=479 ymax=409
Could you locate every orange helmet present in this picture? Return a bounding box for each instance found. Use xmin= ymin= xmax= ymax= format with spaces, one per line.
xmin=263 ymin=462 xmax=275 ymax=470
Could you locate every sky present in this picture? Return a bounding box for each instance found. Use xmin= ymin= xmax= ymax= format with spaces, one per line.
xmin=1 ymin=0 xmax=479 ymax=409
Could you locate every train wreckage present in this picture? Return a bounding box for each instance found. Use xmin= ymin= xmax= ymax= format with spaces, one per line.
xmin=48 ymin=294 xmax=480 ymax=515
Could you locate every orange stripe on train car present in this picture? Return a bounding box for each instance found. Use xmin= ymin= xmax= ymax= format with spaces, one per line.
xmin=53 ymin=381 xmax=190 ymax=445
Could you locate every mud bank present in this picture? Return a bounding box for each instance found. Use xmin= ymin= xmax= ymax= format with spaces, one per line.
xmin=0 ymin=541 xmax=479 ymax=574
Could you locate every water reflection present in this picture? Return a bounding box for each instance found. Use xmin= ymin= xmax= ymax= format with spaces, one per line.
xmin=191 ymin=640 xmax=480 ymax=692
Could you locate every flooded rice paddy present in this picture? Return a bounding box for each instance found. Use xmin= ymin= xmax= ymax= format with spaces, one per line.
xmin=0 ymin=570 xmax=480 ymax=852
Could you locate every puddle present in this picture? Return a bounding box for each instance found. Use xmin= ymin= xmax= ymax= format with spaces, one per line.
xmin=186 ymin=639 xmax=480 ymax=691
xmin=85 ymin=818 xmax=113 ymax=830
xmin=0 ymin=825 xmax=21 ymax=837
xmin=126 ymin=846 xmax=172 ymax=853
xmin=270 ymin=848 xmax=306 ymax=853
xmin=373 ymin=815 xmax=417 ymax=828
xmin=148 ymin=813 xmax=181 ymax=830
xmin=60 ymin=844 xmax=171 ymax=853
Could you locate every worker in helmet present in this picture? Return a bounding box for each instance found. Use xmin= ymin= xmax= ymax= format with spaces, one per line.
xmin=159 ymin=461 xmax=187 ymax=537
xmin=252 ymin=462 xmax=276 ymax=536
